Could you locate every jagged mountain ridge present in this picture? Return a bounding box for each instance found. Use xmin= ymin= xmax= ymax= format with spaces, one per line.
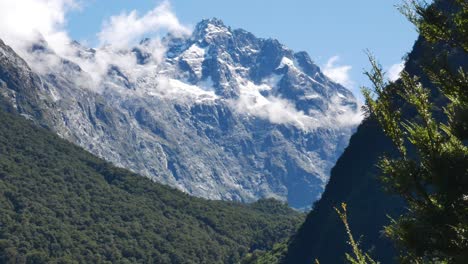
xmin=0 ymin=18 xmax=360 ymax=208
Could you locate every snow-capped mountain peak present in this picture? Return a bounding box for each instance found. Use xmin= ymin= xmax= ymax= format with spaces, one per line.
xmin=192 ymin=18 xmax=232 ymax=43
xmin=0 ymin=18 xmax=362 ymax=208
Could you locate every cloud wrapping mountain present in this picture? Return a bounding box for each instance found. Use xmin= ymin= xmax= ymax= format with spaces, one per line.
xmin=0 ymin=2 xmax=362 ymax=208
xmin=0 ymin=0 xmax=77 ymax=60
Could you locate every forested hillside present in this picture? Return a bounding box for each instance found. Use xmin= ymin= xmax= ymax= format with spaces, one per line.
xmin=0 ymin=102 xmax=304 ymax=264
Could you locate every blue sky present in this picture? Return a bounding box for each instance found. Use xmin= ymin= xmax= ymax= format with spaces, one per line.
xmin=66 ymin=0 xmax=419 ymax=99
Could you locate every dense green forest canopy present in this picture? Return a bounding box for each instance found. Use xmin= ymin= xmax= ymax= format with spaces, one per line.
xmin=0 ymin=103 xmax=304 ymax=264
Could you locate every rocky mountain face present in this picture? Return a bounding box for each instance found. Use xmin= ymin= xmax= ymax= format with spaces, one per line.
xmin=0 ymin=18 xmax=360 ymax=208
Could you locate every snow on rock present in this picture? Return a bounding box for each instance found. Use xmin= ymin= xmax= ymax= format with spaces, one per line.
xmin=0 ymin=19 xmax=362 ymax=209
xmin=278 ymin=56 xmax=295 ymax=69
xmin=180 ymin=44 xmax=206 ymax=79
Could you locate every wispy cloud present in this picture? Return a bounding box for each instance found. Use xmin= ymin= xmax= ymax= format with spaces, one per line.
xmin=98 ymin=0 xmax=190 ymax=48
xmin=230 ymin=80 xmax=362 ymax=131
xmin=322 ymin=56 xmax=353 ymax=88
xmin=0 ymin=1 xmax=191 ymax=91
xmin=387 ymin=61 xmax=404 ymax=81
xmin=0 ymin=0 xmax=78 ymax=57
xmin=0 ymin=1 xmax=362 ymax=132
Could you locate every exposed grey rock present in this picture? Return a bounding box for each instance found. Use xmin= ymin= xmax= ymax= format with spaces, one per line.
xmin=0 ymin=19 xmax=361 ymax=208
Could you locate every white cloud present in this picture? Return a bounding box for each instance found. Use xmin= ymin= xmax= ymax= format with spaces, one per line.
xmin=322 ymin=56 xmax=353 ymax=88
xmin=230 ymin=80 xmax=362 ymax=131
xmin=0 ymin=1 xmax=362 ymax=132
xmin=0 ymin=0 xmax=189 ymax=53
xmin=151 ymin=77 xmax=218 ymax=103
xmin=387 ymin=61 xmax=404 ymax=81
xmin=0 ymin=0 xmax=191 ymax=92
xmin=98 ymin=0 xmax=191 ymax=48
xmin=63 ymin=39 xmax=167 ymax=90
xmin=330 ymin=95 xmax=364 ymax=127
xmin=234 ymin=92 xmax=314 ymax=130
xmin=72 ymin=2 xmax=189 ymax=88
xmin=0 ymin=0 xmax=77 ymax=57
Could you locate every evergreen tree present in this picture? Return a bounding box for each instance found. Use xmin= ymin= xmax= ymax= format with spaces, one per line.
xmin=362 ymin=0 xmax=467 ymax=262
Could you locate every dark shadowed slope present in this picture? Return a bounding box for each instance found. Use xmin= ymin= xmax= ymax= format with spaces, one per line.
xmin=282 ymin=117 xmax=403 ymax=263
xmin=282 ymin=8 xmax=468 ymax=262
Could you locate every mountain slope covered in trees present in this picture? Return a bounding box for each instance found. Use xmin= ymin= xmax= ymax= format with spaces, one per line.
xmin=0 ymin=101 xmax=304 ymax=264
